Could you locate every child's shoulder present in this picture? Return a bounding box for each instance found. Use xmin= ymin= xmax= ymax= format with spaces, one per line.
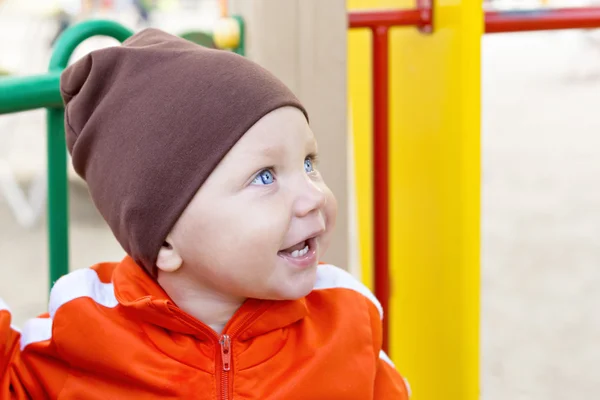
xmin=309 ymin=263 xmax=382 ymax=320
xmin=48 ymin=262 xmax=119 ymax=317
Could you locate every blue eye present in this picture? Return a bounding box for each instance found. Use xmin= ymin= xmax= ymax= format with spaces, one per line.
xmin=304 ymin=157 xmax=314 ymax=173
xmin=252 ymin=169 xmax=275 ymax=185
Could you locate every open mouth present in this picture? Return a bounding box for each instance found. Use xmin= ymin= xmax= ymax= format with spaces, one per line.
xmin=278 ymin=237 xmax=317 ymax=260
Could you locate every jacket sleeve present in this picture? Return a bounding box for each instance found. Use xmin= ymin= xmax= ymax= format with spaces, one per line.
xmin=374 ymin=350 xmax=411 ymax=399
xmin=1 ymin=298 xmax=69 ymax=399
xmin=366 ymin=296 xmax=411 ymax=399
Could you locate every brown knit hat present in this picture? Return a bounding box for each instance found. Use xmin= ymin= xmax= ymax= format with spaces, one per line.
xmin=60 ymin=28 xmax=308 ymax=275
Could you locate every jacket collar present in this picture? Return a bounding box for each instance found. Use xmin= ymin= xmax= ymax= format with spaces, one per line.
xmin=112 ymin=256 xmax=308 ymax=341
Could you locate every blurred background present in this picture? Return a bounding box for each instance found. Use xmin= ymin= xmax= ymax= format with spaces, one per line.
xmin=1 ymin=0 xmax=600 ymax=399
xmin=0 ymin=0 xmax=221 ymax=322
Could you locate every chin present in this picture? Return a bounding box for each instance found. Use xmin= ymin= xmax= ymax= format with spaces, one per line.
xmin=282 ymin=275 xmax=318 ymax=300
xmin=263 ymin=270 xmax=317 ymax=301
xmin=279 ymin=286 xmax=313 ymax=300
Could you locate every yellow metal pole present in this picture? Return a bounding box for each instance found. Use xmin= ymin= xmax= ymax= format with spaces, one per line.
xmin=347 ymin=0 xmax=481 ymax=399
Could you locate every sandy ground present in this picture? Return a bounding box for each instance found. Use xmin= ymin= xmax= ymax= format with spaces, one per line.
xmin=481 ymin=30 xmax=600 ymax=399
xmin=2 ymin=6 xmax=600 ymax=399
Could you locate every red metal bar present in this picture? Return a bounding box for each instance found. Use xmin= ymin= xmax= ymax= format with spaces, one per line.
xmin=348 ymin=9 xmax=429 ymax=29
xmin=348 ymin=3 xmax=432 ymax=353
xmin=417 ymin=0 xmax=434 ymax=34
xmin=348 ymin=5 xmax=431 ymax=353
xmin=485 ymin=7 xmax=600 ymax=33
xmin=372 ymin=25 xmax=391 ymax=353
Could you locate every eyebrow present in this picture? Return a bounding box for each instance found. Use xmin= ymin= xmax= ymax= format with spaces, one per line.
xmin=257 ymin=145 xmax=284 ymax=159
xmin=238 ymin=145 xmax=284 ymax=171
xmin=244 ymin=135 xmax=317 ymax=165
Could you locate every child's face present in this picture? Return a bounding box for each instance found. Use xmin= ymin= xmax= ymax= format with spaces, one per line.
xmin=165 ymin=107 xmax=337 ymax=301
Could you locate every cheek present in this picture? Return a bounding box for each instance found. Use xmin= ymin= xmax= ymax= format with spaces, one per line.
xmin=323 ymin=187 xmax=338 ymax=231
xmin=176 ymin=196 xmax=291 ymax=268
xmin=318 ymin=186 xmax=338 ymax=256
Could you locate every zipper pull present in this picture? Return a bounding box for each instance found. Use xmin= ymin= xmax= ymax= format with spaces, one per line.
xmin=219 ymin=334 xmax=231 ymax=371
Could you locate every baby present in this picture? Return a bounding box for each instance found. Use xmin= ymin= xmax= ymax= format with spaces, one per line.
xmin=0 ymin=29 xmax=410 ymax=399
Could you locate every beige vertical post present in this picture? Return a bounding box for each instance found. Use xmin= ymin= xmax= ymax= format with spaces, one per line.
xmin=229 ymin=0 xmax=350 ymax=271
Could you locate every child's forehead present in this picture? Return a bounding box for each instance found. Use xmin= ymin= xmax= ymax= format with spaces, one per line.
xmin=238 ymin=113 xmax=316 ymax=150
xmin=234 ymin=136 xmax=310 ymax=164
xmin=241 ymin=127 xmax=316 ymax=155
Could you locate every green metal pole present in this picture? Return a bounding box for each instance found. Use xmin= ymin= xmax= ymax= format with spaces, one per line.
xmin=232 ymin=15 xmax=245 ymax=56
xmin=0 ymin=73 xmax=63 ymax=114
xmin=47 ymin=20 xmax=133 ymax=290
xmin=46 ymin=108 xmax=69 ymax=289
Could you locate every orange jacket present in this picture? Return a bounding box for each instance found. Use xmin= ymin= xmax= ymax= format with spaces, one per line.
xmin=1 ymin=257 xmax=410 ymax=399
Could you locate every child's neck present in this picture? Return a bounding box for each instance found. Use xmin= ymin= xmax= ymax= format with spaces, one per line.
xmin=158 ymin=272 xmax=244 ymax=335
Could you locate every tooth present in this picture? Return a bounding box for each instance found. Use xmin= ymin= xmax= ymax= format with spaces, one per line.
xmin=300 ymin=246 xmax=308 ymax=256
xmin=291 ymin=250 xmax=299 ymax=258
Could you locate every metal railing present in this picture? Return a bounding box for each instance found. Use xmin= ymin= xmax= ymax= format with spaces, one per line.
xmin=0 ymin=20 xmax=134 ymax=291
xmin=485 ymin=7 xmax=600 ymax=33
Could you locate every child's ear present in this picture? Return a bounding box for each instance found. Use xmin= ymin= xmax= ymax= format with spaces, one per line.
xmin=156 ymin=237 xmax=183 ymax=273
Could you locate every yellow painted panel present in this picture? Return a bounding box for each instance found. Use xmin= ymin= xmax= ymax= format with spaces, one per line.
xmin=388 ymin=1 xmax=482 ymax=399
xmin=347 ymin=26 xmax=374 ymax=290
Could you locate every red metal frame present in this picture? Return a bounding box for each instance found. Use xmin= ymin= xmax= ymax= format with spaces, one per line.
xmin=371 ymin=24 xmax=391 ymax=353
xmin=349 ymin=9 xmax=423 ymax=29
xmin=348 ymin=5 xmax=432 ymax=353
xmin=486 ymin=7 xmax=600 ymax=33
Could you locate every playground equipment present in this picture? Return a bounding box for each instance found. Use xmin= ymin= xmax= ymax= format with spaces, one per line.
xmin=348 ymin=1 xmax=600 ymax=353
xmin=347 ymin=1 xmax=600 ymax=399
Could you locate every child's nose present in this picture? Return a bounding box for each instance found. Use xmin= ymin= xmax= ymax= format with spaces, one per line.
xmin=292 ymin=180 xmax=327 ymax=218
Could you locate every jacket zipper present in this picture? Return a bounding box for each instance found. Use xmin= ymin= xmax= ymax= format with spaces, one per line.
xmin=219 ymin=334 xmax=231 ymax=400
xmin=167 ymin=302 xmax=269 ymax=400
xmin=214 ymin=304 xmax=270 ymax=400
